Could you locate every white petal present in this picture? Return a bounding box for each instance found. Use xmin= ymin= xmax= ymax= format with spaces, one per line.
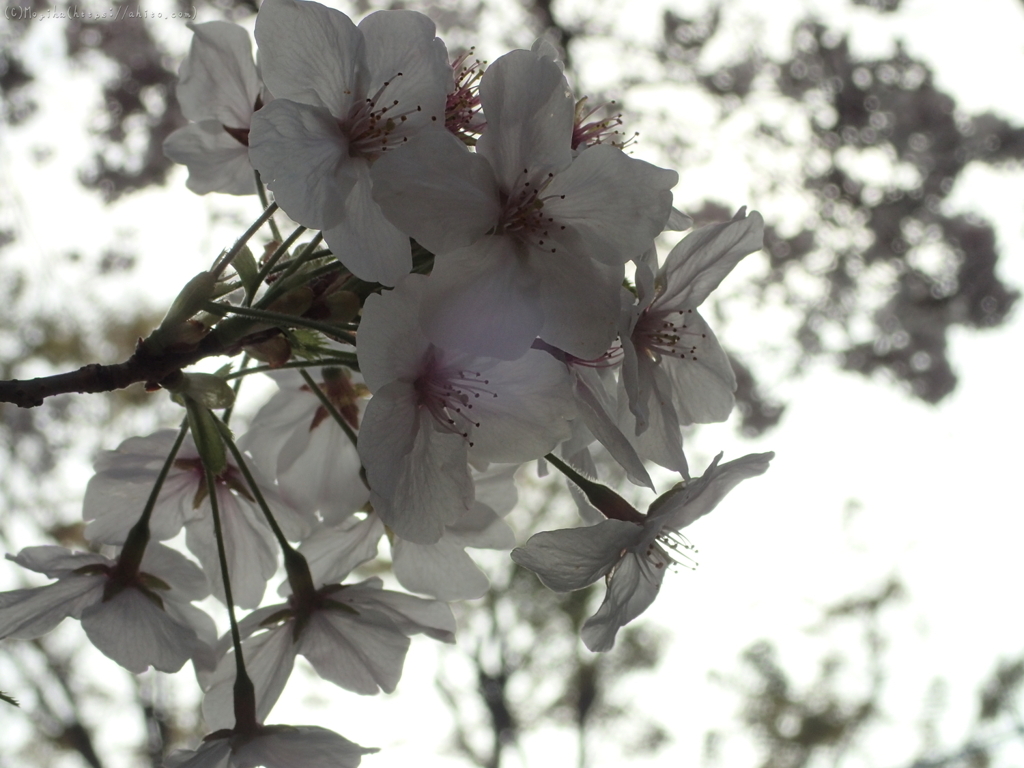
xmin=477 ymin=50 xmax=574 ymax=190
xmin=658 ymin=210 xmax=764 ymax=309
xmin=650 ymin=451 xmax=774 ymax=531
xmin=663 ymin=313 xmax=736 ymax=425
xmin=511 ymin=520 xmax=643 ymax=592
xmin=544 ymin=146 xmax=678 ymax=264
xmin=81 ymin=589 xmax=197 ymax=673
xmin=164 ymin=738 xmax=231 ymax=768
xmin=572 ymin=367 xmax=654 ymax=489
xmin=464 ymin=348 xmax=575 ymax=463
xmin=322 ymin=164 xmax=411 ymax=286
xmin=392 ymin=537 xmax=489 ymax=600
xmin=359 ymin=386 xmax=473 ymax=545
xmin=370 ymin=131 xmax=500 ymax=254
xmin=358 ymin=9 xmax=450 ymax=128
xmin=255 ymin=0 xmax=366 ymax=116
xmin=356 ymin=274 xmax=432 ymax=391
xmin=248 ymin=99 xmax=356 ymax=230
xmin=342 ymin=580 xmax=456 ymax=641
xmin=421 ymin=237 xmax=544 ymax=361
xmin=164 ymin=122 xmax=256 ymax=196
xmin=581 ymin=551 xmax=665 ymax=652
xmin=534 ymin=249 xmax=622 ymax=360
xmin=7 ymin=546 xmax=108 ymax=577
xmin=202 ymin=625 xmax=297 ymax=730
xmin=0 ymin=576 xmax=104 ymax=639
xmin=178 ymin=21 xmax=260 ymax=126
xmin=235 ymin=726 xmax=375 ymax=768
xmin=299 ymin=515 xmax=383 ymax=586
xmin=299 ymin=609 xmax=410 ymax=695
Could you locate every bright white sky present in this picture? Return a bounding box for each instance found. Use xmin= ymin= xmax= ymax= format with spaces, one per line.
xmin=1 ymin=0 xmax=1023 ymax=766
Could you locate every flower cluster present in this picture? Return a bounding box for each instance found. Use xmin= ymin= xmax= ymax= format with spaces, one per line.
xmin=1 ymin=0 xmax=776 ymax=762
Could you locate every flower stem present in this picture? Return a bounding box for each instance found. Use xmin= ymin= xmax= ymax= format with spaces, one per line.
xmin=254 ymin=170 xmax=283 ymax=243
xmin=201 ymin=301 xmax=357 ymax=346
xmin=203 ymin=461 xmax=258 ymax=735
xmin=543 ymin=453 xmax=645 ymax=524
xmin=298 ymin=368 xmax=359 ymax=449
xmin=247 ymin=225 xmax=307 ymax=307
xmin=210 ymin=202 xmax=280 ymax=280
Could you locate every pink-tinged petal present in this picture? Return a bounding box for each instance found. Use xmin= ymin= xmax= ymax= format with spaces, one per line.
xmin=254 ymin=0 xmax=366 ymax=116
xmin=7 ymin=546 xmax=108 ymax=577
xmin=580 ymin=551 xmax=665 ymax=652
xmin=663 ymin=313 xmax=736 ymax=425
xmin=202 ymin=625 xmax=298 ymax=730
xmin=649 ymin=451 xmax=773 ymax=531
xmin=471 ymin=464 xmax=519 ymax=519
xmin=178 ymin=21 xmax=260 ymax=126
xmin=141 ymin=543 xmax=210 ymax=602
xmin=0 ymin=576 xmax=104 ymax=639
xmin=248 ymin=99 xmax=356 ymax=230
xmin=357 ymin=275 xmax=433 ymax=391
xmin=511 ymin=519 xmax=643 ymax=592
xmin=234 ymin=726 xmax=376 ymax=768
xmin=421 ymin=237 xmax=544 ymax=361
xmin=618 ymin=364 xmax=688 ymax=475
xmin=184 ymin=492 xmax=276 ymax=609
xmin=164 ymin=739 xmax=231 ymax=768
xmin=359 ymin=385 xmax=473 ymax=544
xmin=321 ymin=164 xmax=410 ymax=286
xmin=572 ymin=367 xmax=654 ymax=489
xmin=342 ymin=580 xmax=456 ymax=641
xmin=543 ymin=146 xmax=678 ymax=265
xmin=370 ymin=131 xmax=501 ymax=254
xmin=299 ymin=515 xmax=384 ymax=587
xmin=476 ymin=50 xmax=574 ymax=190
xmin=81 ymin=589 xmax=197 ymax=673
xmin=164 ymin=122 xmax=256 ymax=196
xmin=658 ymin=210 xmax=764 ymax=309
xmin=447 ymin=501 xmax=516 ymax=549
xmin=392 ymin=537 xmax=489 ymax=600
xmin=464 ymin=349 xmax=575 ymax=463
xmin=298 ymin=609 xmax=411 ymax=694
xmin=534 ymin=250 xmax=622 ymax=360
xmin=358 ymin=10 xmax=450 ymax=129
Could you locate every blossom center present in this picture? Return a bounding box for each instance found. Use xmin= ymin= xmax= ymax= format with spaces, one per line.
xmin=494 ymin=170 xmax=567 ymax=254
xmin=413 ymin=346 xmax=497 ymax=446
xmin=634 ymin=307 xmax=706 ymax=363
xmin=341 ymin=74 xmax=424 ymax=161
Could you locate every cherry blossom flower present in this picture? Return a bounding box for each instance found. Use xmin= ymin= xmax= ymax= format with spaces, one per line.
xmin=618 ymin=209 xmax=765 ymax=474
xmin=248 ymin=0 xmax=451 ymax=285
xmin=201 ymin=575 xmax=455 ymax=729
xmin=370 ymin=48 xmax=678 ymax=360
xmin=511 ymin=451 xmax=773 ymax=651
xmin=164 ymin=21 xmax=269 ymax=195
xmin=239 ymin=369 xmax=369 ymax=525
xmin=0 ymin=543 xmax=215 ymax=673
xmin=357 ymin=274 xmax=575 ymax=544
xmin=164 ymin=724 xmax=376 ymax=768
xmin=83 ymin=431 xmax=312 ymax=608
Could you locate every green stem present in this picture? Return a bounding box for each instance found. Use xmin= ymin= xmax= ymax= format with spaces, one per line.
xmin=210 ymin=202 xmax=280 ymax=280
xmin=258 ymin=232 xmax=325 ymax=306
xmin=115 ymin=421 xmax=190 ymax=579
xmin=247 ymin=225 xmax=307 ymax=306
xmin=203 ymin=462 xmax=258 ymax=734
xmin=254 ymin=170 xmax=283 ymax=243
xmin=221 ymin=354 xmax=250 ymax=426
xmin=202 ymin=301 xmax=357 ymax=346
xmin=220 ymin=355 xmax=360 ymax=381
xmin=299 ymin=368 xmax=359 ymax=448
